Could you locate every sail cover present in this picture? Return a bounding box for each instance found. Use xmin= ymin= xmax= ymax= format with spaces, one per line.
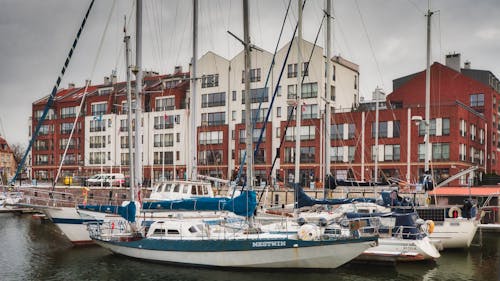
xmin=142 ymin=190 xmax=257 ymax=217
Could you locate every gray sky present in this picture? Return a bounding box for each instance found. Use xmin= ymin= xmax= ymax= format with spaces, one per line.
xmin=1 ymin=0 xmax=499 ymax=146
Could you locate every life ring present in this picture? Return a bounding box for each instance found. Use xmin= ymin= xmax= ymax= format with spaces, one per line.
xmin=425 ymin=220 xmax=435 ymax=234
xmin=448 ymin=206 xmax=462 ymax=218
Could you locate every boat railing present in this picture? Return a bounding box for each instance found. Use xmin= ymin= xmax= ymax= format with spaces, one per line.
xmin=17 ymin=187 xmax=78 ymax=208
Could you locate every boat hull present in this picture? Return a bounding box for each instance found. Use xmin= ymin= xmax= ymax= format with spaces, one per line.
xmin=428 ymin=218 xmax=478 ymax=249
xmin=44 ymin=207 xmax=102 ymax=245
xmin=94 ymin=237 xmax=377 ymax=268
xmin=356 ymin=236 xmax=440 ymax=262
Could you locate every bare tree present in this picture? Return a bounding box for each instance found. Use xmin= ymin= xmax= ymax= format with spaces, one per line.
xmin=10 ymin=142 xmax=26 ymax=167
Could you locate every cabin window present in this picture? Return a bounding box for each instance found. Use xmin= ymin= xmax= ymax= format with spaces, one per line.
xmin=183 ymin=185 xmax=189 ymax=194
xmin=167 ymin=229 xmax=180 ymax=235
xmin=188 ymin=226 xmax=198 ymax=233
xmin=197 ymin=186 xmax=203 ymax=195
xmin=191 ymin=186 xmax=197 ymax=195
xmin=203 ymin=186 xmax=208 ymax=195
xmin=173 ymin=184 xmax=180 ymax=192
xmin=165 ymin=184 xmax=172 ymax=192
xmin=153 ymin=229 xmax=166 ymax=235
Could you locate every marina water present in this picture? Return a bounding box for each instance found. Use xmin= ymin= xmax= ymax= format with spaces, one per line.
xmin=1 ymin=213 xmax=499 ymax=281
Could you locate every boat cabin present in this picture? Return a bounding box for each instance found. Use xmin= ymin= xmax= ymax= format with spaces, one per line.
xmin=146 ymin=220 xmax=210 ymax=239
xmin=147 ymin=180 xmax=215 ymax=201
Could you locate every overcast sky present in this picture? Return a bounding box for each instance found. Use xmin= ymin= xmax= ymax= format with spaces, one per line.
xmin=1 ymin=0 xmax=499 ymax=146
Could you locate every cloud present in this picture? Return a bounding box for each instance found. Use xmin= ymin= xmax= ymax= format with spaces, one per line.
xmin=476 ymin=28 xmax=500 ymax=40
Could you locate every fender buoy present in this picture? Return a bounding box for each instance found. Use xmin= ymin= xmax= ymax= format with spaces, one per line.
xmin=425 ymin=220 xmax=435 ymax=234
xmin=425 ymin=197 xmax=431 ymax=205
xmin=448 ymin=206 xmax=462 ymax=218
xmin=111 ymin=222 xmax=115 ymax=230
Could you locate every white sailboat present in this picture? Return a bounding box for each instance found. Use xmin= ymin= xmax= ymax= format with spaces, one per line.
xmin=88 ymin=0 xmax=377 ymax=269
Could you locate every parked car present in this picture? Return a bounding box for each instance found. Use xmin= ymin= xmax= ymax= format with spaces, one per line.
xmin=85 ymin=173 xmax=125 ymax=187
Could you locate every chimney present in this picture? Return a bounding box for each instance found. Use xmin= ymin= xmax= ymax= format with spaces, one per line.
xmin=174 ymin=65 xmax=182 ymax=74
xmin=464 ymin=61 xmax=471 ymax=69
xmin=445 ymin=53 xmax=461 ymax=72
xmin=104 ymin=76 xmax=110 ymax=85
xmin=111 ymin=73 xmax=117 ymax=84
xmin=68 ymin=83 xmax=75 ymax=89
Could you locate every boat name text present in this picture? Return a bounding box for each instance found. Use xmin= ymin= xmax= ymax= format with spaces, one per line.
xmin=252 ymin=241 xmax=286 ymax=247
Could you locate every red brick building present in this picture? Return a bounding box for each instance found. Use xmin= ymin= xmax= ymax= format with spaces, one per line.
xmin=326 ymin=61 xmax=496 ymax=186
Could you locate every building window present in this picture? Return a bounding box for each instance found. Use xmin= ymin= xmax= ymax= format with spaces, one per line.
xmin=198 ymin=131 xmax=223 ymax=145
xmin=121 ymin=100 xmax=136 ymax=114
xmin=201 ymin=74 xmax=219 ymax=88
xmin=155 ymin=97 xmax=175 ymax=111
xmin=287 ymin=85 xmax=296 ymax=99
xmin=301 ymin=82 xmax=318 ymax=99
xmin=285 ymin=126 xmax=315 ymax=141
xmin=331 ymin=146 xmax=343 ymax=162
xmin=242 ymin=68 xmax=261 ymax=83
xmin=153 ymin=133 xmax=174 ymax=147
xmin=384 ymin=145 xmax=401 ymax=161
xmin=287 ymin=64 xmax=297 ymax=78
xmin=241 ymin=108 xmax=268 ymax=123
xmin=331 ymin=124 xmax=343 ymax=140
xmin=300 ymin=147 xmax=315 ymax=163
xmin=470 ymin=93 xmax=485 ymax=107
xmin=120 ymin=136 xmax=129 ymax=148
xmin=91 ymin=103 xmax=107 ymax=116
xmin=154 ymin=115 xmax=175 ymax=129
xmin=60 ymin=123 xmax=73 ymax=135
xmin=302 ymin=62 xmax=309 ymax=77
xmin=90 ymin=120 xmax=105 ymax=132
xmin=89 ymin=136 xmax=106 ymax=148
xmin=232 ymin=91 xmax=237 ymax=101
xmin=277 ymin=107 xmax=282 ymax=118
xmin=61 ymin=106 xmax=77 ymax=119
xmin=201 ymin=112 xmax=225 ymax=126
xmin=201 ymin=92 xmax=225 ymax=108
xmin=348 ymin=124 xmax=356 ymax=139
xmin=442 ymin=118 xmax=450 ymax=135
xmin=419 ymin=143 xmax=450 ymax=161
xmin=301 ymin=104 xmax=318 ymax=119
xmin=372 ymin=121 xmax=388 ymax=138
xmin=198 ymin=150 xmax=223 ymax=165
xmin=241 ymin=88 xmax=268 ymax=104
xmin=239 ymin=129 xmax=266 ymax=143
xmin=154 ymin=151 xmax=173 ymax=165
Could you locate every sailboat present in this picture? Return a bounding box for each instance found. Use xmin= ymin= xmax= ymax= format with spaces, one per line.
xmin=383 ymin=8 xmax=479 ymax=250
xmin=88 ymin=0 xmax=378 ymax=269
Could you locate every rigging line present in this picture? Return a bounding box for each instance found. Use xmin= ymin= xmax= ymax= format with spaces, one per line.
xmin=90 ymin=0 xmax=117 ymax=80
xmin=354 ymin=0 xmax=385 ymax=89
xmin=11 ymin=0 xmax=96 ymax=185
xmin=406 ymin=0 xmax=425 ymax=14
xmin=234 ymin=0 xmax=294 ymax=191
xmin=56 ymin=0 xmax=119 ymax=186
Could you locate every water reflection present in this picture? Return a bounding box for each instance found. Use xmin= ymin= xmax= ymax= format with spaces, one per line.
xmin=1 ymin=214 xmax=499 ymax=281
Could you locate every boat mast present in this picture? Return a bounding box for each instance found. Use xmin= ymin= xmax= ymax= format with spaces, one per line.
xmin=294 ymin=0 xmax=303 ymax=210
xmin=424 ymin=8 xmax=433 ymax=173
xmin=10 ymin=1 xmax=95 ymax=185
xmin=134 ymin=0 xmax=143 ymax=192
xmin=188 ymin=0 xmax=198 ymax=181
xmin=374 ymin=88 xmax=379 ymax=182
xmin=243 ymin=0 xmax=253 ymax=191
xmin=324 ymin=0 xmax=332 ymax=198
xmin=124 ymin=17 xmax=135 ymax=200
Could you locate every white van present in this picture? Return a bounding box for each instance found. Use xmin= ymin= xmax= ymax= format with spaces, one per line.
xmin=86 ymin=173 xmax=125 ymax=187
